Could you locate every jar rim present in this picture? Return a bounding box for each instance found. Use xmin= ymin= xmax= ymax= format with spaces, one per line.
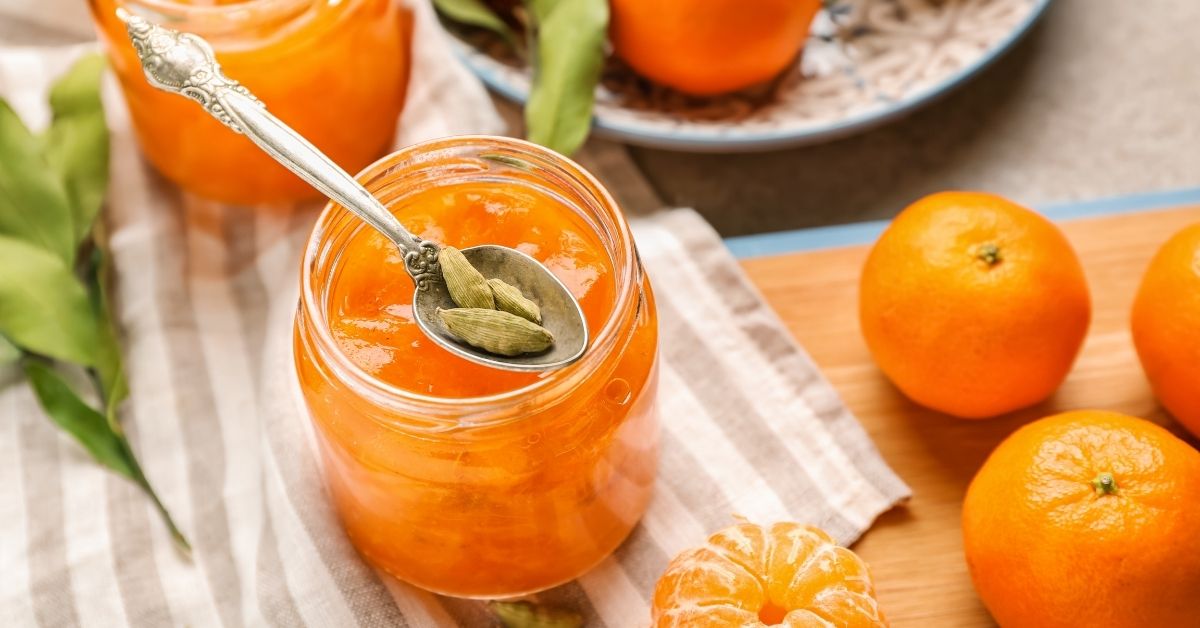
xmin=298 ymin=136 xmax=641 ymax=426
xmin=122 ymin=0 xmax=304 ymax=18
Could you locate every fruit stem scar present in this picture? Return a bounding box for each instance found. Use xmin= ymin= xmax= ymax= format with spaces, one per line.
xmin=1091 ymin=472 xmax=1118 ymax=496
xmin=977 ymin=243 xmax=1003 ymax=266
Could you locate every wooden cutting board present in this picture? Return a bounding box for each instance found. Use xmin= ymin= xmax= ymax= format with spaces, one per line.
xmin=739 ymin=205 xmax=1200 ymax=627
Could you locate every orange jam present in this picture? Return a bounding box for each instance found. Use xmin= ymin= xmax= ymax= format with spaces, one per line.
xmin=89 ymin=0 xmax=409 ymax=205
xmin=294 ymin=137 xmax=659 ymax=597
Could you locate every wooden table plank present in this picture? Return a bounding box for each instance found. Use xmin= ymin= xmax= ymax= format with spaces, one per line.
xmin=739 ymin=205 xmax=1200 ymax=627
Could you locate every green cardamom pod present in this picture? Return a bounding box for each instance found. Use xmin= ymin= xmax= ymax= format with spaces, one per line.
xmin=487 ymin=278 xmax=542 ymax=323
xmin=438 ymin=308 xmax=554 ymax=356
xmin=439 ymin=246 xmax=495 ymax=310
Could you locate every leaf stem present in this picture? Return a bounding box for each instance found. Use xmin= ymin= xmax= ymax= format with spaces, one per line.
xmin=119 ymin=438 xmax=192 ymax=555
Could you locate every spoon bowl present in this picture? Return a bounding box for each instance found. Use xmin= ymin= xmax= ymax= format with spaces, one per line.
xmin=117 ymin=9 xmax=588 ymax=371
xmin=414 ymin=245 xmax=588 ymax=371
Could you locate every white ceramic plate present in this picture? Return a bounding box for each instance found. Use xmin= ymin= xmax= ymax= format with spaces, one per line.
xmin=451 ymin=0 xmax=1054 ymax=152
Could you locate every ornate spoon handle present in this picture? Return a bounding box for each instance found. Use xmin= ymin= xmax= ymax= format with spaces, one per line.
xmin=117 ymin=9 xmax=439 ymax=284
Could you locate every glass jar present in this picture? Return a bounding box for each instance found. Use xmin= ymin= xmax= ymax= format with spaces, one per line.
xmin=89 ymin=0 xmax=409 ymax=205
xmin=293 ymin=136 xmax=660 ymax=597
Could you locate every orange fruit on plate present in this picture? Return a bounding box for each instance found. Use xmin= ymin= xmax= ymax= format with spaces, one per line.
xmin=609 ymin=0 xmax=822 ymax=96
xmin=963 ymin=410 xmax=1200 ymax=628
xmin=1131 ymin=223 xmax=1200 ymax=437
xmin=651 ymin=522 xmax=886 ymax=627
xmin=859 ymin=192 xmax=1091 ymax=419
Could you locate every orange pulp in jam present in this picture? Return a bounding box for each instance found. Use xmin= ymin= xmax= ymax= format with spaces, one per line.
xmin=329 ymin=182 xmax=616 ymax=397
xmin=296 ymin=174 xmax=659 ymax=597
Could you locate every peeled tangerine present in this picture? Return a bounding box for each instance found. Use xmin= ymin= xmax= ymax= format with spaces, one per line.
xmin=652 ymin=522 xmax=887 ymax=627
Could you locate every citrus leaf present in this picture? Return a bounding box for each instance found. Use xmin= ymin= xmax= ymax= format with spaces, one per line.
xmin=523 ymin=0 xmax=607 ymax=156
xmin=23 ymin=360 xmax=189 ymax=551
xmin=0 ymin=100 xmax=76 ymax=263
xmin=0 ymin=234 xmax=97 ymax=366
xmin=0 ymin=333 xmax=19 ymax=364
xmin=24 ymin=360 xmax=131 ymax=473
xmin=87 ymin=246 xmax=127 ymax=424
xmin=434 ymin=0 xmax=518 ymax=49
xmin=491 ymin=601 xmax=582 ymax=628
xmin=44 ymin=54 xmax=109 ymax=245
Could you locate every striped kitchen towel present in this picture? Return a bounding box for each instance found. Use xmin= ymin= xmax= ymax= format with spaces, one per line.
xmin=0 ymin=5 xmax=909 ymax=628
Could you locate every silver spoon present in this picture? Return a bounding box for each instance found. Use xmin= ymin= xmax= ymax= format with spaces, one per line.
xmin=116 ymin=9 xmax=587 ymax=372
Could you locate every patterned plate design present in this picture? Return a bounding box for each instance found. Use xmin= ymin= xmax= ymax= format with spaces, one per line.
xmin=451 ymin=0 xmax=1053 ymax=152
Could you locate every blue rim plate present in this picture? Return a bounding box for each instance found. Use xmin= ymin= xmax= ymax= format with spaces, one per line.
xmin=451 ymin=0 xmax=1055 ymax=153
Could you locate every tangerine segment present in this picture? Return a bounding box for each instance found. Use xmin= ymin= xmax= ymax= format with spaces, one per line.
xmin=652 ymin=523 xmax=886 ymax=627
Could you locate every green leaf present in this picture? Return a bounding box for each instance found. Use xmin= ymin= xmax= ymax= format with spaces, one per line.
xmin=44 ymin=54 xmax=110 ymax=244
xmin=0 ymin=333 xmax=20 ymax=364
xmin=24 ymin=361 xmax=190 ymax=552
xmin=0 ymin=234 xmax=97 ymax=366
xmin=86 ymin=246 xmax=127 ymax=424
xmin=24 ymin=360 xmax=131 ymax=474
xmin=523 ymin=0 xmax=607 ymax=156
xmin=434 ymin=0 xmax=518 ymax=49
xmin=0 ymin=100 xmax=76 ymax=263
xmin=491 ymin=601 xmax=582 ymax=628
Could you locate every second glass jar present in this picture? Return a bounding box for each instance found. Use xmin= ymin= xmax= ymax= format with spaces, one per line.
xmin=89 ymin=0 xmax=410 ymax=205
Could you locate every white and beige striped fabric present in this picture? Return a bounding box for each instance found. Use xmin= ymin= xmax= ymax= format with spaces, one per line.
xmin=0 ymin=4 xmax=909 ymax=626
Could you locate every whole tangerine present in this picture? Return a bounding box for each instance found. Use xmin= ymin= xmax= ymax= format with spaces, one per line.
xmin=609 ymin=0 xmax=822 ymax=96
xmin=1131 ymin=223 xmax=1200 ymax=437
xmin=651 ymin=522 xmax=886 ymax=627
xmin=962 ymin=410 xmax=1200 ymax=628
xmin=859 ymin=192 xmax=1091 ymax=419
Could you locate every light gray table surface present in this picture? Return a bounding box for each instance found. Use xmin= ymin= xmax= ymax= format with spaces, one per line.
xmin=3 ymin=0 xmax=1197 ymax=236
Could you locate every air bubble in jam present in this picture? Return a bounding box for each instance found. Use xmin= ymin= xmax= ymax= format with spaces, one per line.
xmin=606 ymin=379 xmax=632 ymax=405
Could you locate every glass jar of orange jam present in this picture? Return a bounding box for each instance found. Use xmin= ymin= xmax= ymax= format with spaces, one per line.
xmin=89 ymin=0 xmax=409 ymax=205
xmin=294 ymin=136 xmax=660 ymax=597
